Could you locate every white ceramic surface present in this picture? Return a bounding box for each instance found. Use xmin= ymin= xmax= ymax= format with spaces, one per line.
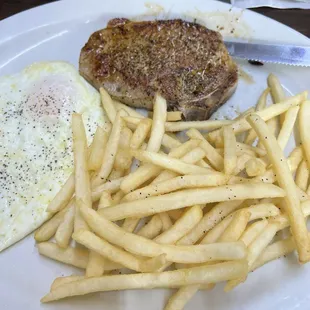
xmin=0 ymin=0 xmax=310 ymax=309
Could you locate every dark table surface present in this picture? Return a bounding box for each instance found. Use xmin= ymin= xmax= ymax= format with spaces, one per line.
xmin=0 ymin=0 xmax=309 ymax=38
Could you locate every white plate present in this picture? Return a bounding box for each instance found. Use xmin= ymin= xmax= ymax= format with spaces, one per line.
xmin=0 ymin=1 xmax=310 ymax=309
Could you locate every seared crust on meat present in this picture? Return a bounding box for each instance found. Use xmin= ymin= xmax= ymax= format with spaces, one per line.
xmin=79 ymin=19 xmax=238 ymax=121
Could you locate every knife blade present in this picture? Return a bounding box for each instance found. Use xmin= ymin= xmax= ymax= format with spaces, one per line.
xmin=224 ymin=41 xmax=310 ymax=67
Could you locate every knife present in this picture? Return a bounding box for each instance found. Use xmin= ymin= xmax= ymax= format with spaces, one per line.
xmin=224 ymin=41 xmax=310 ymax=67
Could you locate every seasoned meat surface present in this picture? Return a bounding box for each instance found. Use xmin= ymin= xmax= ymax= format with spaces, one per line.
xmin=79 ymin=19 xmax=238 ymax=121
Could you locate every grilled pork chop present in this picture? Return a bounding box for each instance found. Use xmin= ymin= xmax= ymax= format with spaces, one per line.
xmin=79 ymin=19 xmax=238 ymax=121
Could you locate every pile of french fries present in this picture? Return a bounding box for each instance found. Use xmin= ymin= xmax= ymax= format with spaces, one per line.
xmin=35 ymin=74 xmax=310 ymax=310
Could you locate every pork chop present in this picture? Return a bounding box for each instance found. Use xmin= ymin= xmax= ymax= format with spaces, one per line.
xmin=79 ymin=19 xmax=238 ymax=121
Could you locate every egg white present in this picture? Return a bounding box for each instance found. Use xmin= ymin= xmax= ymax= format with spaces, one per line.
xmin=0 ymin=62 xmax=108 ymax=252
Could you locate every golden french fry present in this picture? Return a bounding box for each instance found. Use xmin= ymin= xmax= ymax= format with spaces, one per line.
xmin=225 ymin=222 xmax=279 ymax=291
xmin=239 ymin=219 xmax=268 ymax=246
xmin=98 ymin=192 xmax=113 ymax=211
xmin=277 ymin=106 xmax=299 ymax=150
xmin=114 ymin=100 xmax=144 ymax=118
xmin=166 ymin=111 xmax=183 ymax=121
xmin=72 ymin=113 xmax=92 ymax=232
xmin=161 ymin=133 xmax=182 ymax=149
xmin=299 ymin=101 xmax=310 ymax=169
xmin=168 ymin=139 xmax=201 ymax=158
xmin=37 ymin=242 xmax=89 ymax=269
xmin=123 ymin=174 xmax=229 ymax=201
xmin=41 ymin=260 xmax=247 ymax=303
xmin=218 ymin=209 xmax=250 ymax=242
xmin=236 ymin=142 xmax=266 ymax=157
xmin=130 ymin=149 xmax=211 ymax=176
xmin=165 ymin=119 xmax=233 ymax=132
xmin=114 ymin=127 xmax=133 ymax=171
xmin=122 ymin=218 xmax=141 ymax=233
xmin=245 ymin=158 xmax=267 ymax=177
xmin=208 ymin=92 xmax=307 ymax=143
xmin=158 ymin=213 xmax=173 ymax=231
xmin=88 ymin=126 xmax=110 ymax=171
xmin=34 ymin=205 xmax=69 ymax=242
xmin=91 ymin=177 xmax=123 ymax=202
xmin=147 ymin=94 xmax=167 ymax=152
xmin=100 ymin=87 xmax=117 ymax=123
xmin=295 ymin=160 xmax=309 ymax=192
xmin=130 ymin=118 xmax=152 ymax=150
xmin=47 ymin=174 xmax=75 ymax=213
xmin=111 ymin=190 xmax=124 ymax=205
xmin=74 ymin=201 xmax=89 ymax=233
xmin=92 ymin=111 xmax=124 ymax=187
xmin=109 ymin=169 xmax=125 ymax=180
xmin=55 ymin=201 xmax=75 ymax=248
xmin=247 ymin=114 xmax=310 ymax=263
xmin=101 ymin=184 xmax=284 ymax=221
xmin=155 ymin=206 xmax=203 ymax=244
xmin=51 ymin=276 xmax=84 ymax=291
xmin=86 ymin=251 xmax=105 ymax=277
xmin=79 ymin=203 xmax=246 ymax=264
xmin=136 ymin=215 xmax=163 ymax=239
xmin=223 ymin=126 xmax=237 ymax=175
xmin=164 ymin=284 xmax=213 ymax=310
xmin=268 ymin=73 xmax=286 ymax=124
xmin=73 ymin=230 xmax=166 ymax=273
xmin=186 ymin=128 xmax=223 ymax=171
xmin=201 ymin=203 xmax=280 ymax=244
xmin=178 ymin=200 xmax=244 ymax=245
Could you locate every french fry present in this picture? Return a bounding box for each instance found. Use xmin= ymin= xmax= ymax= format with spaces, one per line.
xmin=130 ymin=118 xmax=152 ymax=150
xmin=159 ymin=213 xmax=173 ymax=231
xmin=168 ymin=139 xmax=201 ymax=158
xmin=79 ymin=203 xmax=246 ymax=264
xmin=245 ymin=158 xmax=267 ymax=177
xmin=239 ymin=219 xmax=268 ymax=246
xmin=92 ymin=111 xmax=124 ymax=187
xmin=223 ymin=126 xmax=237 ymax=175
xmin=88 ymin=126 xmax=110 ymax=171
xmin=73 ymin=230 xmax=167 ymax=273
xmin=98 ymin=192 xmax=113 ymax=211
xmin=35 ymin=210 xmax=68 ymax=243
xmin=100 ymin=184 xmax=284 ymax=221
xmin=245 ymin=88 xmax=269 ymax=145
xmin=99 ymin=87 xmax=117 ymax=123
xmin=277 ymin=106 xmax=299 ymax=150
xmin=55 ymin=201 xmax=75 ymax=248
xmin=130 ymin=149 xmax=211 ymax=175
xmin=164 ymin=285 xmax=207 ymax=310
xmin=86 ymin=251 xmax=105 ymax=277
xmin=218 ymin=209 xmax=250 ymax=242
xmin=154 ymin=206 xmax=203 ymax=244
xmin=186 ymin=128 xmax=224 ymax=171
xmin=41 ymin=260 xmax=247 ymax=303
xmin=123 ymin=174 xmax=229 ymax=201
xmin=166 ymin=111 xmax=183 ymax=122
xmin=299 ymin=101 xmax=310 ymax=169
xmin=247 ymin=114 xmax=310 ymax=263
xmin=91 ymin=177 xmax=123 ymax=202
xmin=178 ymin=200 xmax=244 ymax=245
xmin=161 ymin=133 xmax=182 ymax=149
xmin=225 ymin=222 xmax=279 ymax=291
xmin=268 ymin=73 xmax=286 ymax=124
xmin=109 ymin=169 xmax=125 ymax=180
xmin=208 ymin=92 xmax=307 ymax=143
xmin=201 ymin=203 xmax=280 ymax=244
xmin=121 ymin=142 xmax=204 ymax=193
xmin=136 ymin=215 xmax=163 ymax=239
xmin=122 ymin=218 xmax=141 ymax=233
xmin=72 ymin=113 xmax=92 ymax=233
xmin=37 ymin=242 xmax=89 ymax=269
xmin=147 ymin=94 xmax=167 ymax=152
xmin=236 ymin=142 xmax=266 ymax=157
xmin=165 ymin=119 xmax=233 ymax=132
xmin=51 ymin=276 xmax=84 ymax=291
xmin=114 ymin=100 xmax=144 ymax=118
xmin=114 ymin=127 xmax=133 ymax=171
xmin=295 ymin=160 xmax=309 ymax=192
xmin=234 ymin=153 xmax=253 ymax=175
xmin=47 ymin=174 xmax=75 ymax=213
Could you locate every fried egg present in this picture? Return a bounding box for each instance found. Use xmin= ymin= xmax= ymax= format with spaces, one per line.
xmin=0 ymin=62 xmax=108 ymax=252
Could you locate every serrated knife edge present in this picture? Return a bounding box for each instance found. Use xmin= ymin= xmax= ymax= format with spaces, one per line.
xmin=224 ymin=41 xmax=310 ymax=67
